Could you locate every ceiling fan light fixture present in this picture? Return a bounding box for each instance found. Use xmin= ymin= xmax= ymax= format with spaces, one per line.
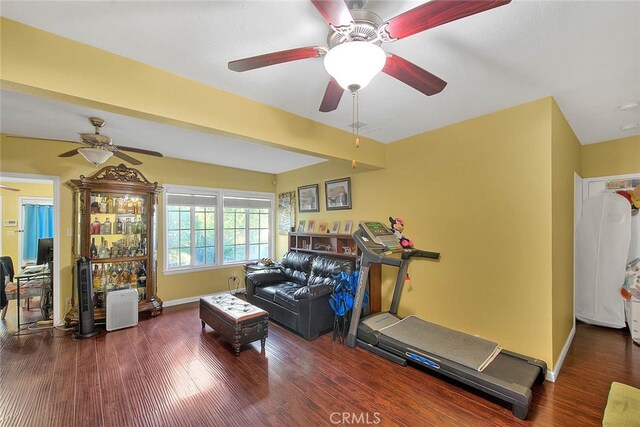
xmin=324 ymin=41 xmax=386 ymax=92
xmin=78 ymin=147 xmax=113 ymax=167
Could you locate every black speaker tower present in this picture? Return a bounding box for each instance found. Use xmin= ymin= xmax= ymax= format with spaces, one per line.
xmin=73 ymin=257 xmax=99 ymax=338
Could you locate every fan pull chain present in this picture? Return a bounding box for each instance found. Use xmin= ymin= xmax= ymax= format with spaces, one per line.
xmin=352 ymin=91 xmax=359 ymax=169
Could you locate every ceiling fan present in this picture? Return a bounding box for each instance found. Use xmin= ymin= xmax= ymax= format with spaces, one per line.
xmin=9 ymin=117 xmax=163 ymax=167
xmin=228 ymin=0 xmax=511 ymax=112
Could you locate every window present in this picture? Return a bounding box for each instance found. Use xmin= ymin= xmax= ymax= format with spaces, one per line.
xmin=164 ymin=185 xmax=274 ymax=273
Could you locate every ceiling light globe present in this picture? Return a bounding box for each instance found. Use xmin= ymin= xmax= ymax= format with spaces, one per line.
xmin=324 ymin=41 xmax=386 ymax=92
xmin=78 ymin=147 xmax=113 ymax=167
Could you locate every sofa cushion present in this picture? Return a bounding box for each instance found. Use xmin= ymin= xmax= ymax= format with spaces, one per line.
xmin=308 ymin=256 xmax=353 ymax=287
xmin=255 ymin=281 xmax=303 ymax=304
xmin=281 ymin=251 xmax=314 ymax=285
xmin=274 ymin=287 xmax=300 ymax=312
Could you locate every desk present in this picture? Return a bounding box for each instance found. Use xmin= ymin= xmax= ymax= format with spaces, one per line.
xmin=14 ymin=268 xmax=51 ymax=329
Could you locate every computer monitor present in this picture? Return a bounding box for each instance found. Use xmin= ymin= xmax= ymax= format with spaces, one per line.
xmin=36 ymin=238 xmax=53 ymax=265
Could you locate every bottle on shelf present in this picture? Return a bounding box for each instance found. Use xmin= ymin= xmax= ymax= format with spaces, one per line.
xmin=116 ymin=217 xmax=123 ymax=234
xmin=101 ymin=217 xmax=112 ymax=235
xmin=99 ymin=238 xmax=110 ymax=259
xmin=92 ymin=264 xmax=100 ymax=289
xmin=100 ymin=264 xmax=107 ymax=287
xmin=126 ymin=199 xmax=135 ymax=214
xmin=125 ymin=218 xmax=133 ymax=235
xmin=90 ymin=238 xmax=98 ymax=258
xmin=99 ymin=196 xmax=107 ymax=213
xmin=106 ymin=195 xmax=114 ymax=214
xmin=91 ymin=217 xmax=101 ymax=235
xmin=137 ymin=261 xmax=147 ymax=287
xmin=135 ymin=199 xmax=144 ymax=215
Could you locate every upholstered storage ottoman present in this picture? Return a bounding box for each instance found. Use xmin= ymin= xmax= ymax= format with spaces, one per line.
xmin=200 ymin=293 xmax=269 ymax=356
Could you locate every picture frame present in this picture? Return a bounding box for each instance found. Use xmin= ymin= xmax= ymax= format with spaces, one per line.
xmin=278 ymin=191 xmax=296 ymax=235
xmin=330 ymin=221 xmax=341 ymax=234
xmin=298 ymin=184 xmax=320 ymax=212
xmin=318 ymin=222 xmax=329 ymax=233
xmin=343 ymin=220 xmax=353 ymax=235
xmin=325 ymin=177 xmax=352 ymax=210
xmin=306 ymin=219 xmax=316 ymax=233
xmin=297 ymin=220 xmax=306 ymax=233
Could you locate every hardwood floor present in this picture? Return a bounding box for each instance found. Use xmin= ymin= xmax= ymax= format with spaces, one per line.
xmin=1 ymin=300 xmax=638 ymax=426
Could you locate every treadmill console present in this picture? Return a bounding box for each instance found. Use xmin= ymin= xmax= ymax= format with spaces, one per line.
xmin=359 ymin=221 xmax=402 ymax=250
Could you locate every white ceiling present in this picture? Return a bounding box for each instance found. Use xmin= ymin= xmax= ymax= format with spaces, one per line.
xmin=1 ymin=0 xmax=639 ymax=173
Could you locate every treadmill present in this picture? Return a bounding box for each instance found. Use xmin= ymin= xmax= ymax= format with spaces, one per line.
xmin=347 ymin=221 xmax=547 ymax=420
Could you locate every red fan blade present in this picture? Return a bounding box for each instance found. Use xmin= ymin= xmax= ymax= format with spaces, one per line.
xmin=58 ymin=148 xmax=80 ymax=158
xmin=383 ymin=54 xmax=447 ymax=96
xmin=311 ymin=0 xmax=353 ymax=27
xmin=228 ymin=47 xmax=326 ymax=72
xmin=112 ymin=150 xmax=142 ymax=165
xmin=319 ymin=78 xmax=344 ymax=112
xmin=116 ymin=145 xmax=163 ymax=157
xmin=385 ymin=0 xmax=511 ymax=40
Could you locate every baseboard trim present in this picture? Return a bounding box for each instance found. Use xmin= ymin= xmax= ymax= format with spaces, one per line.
xmin=163 ymin=289 xmax=246 ymax=308
xmin=545 ymin=324 xmax=576 ymax=383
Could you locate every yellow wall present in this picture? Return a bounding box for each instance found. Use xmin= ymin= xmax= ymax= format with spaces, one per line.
xmin=0 ymin=136 xmax=275 ymax=317
xmin=550 ymin=100 xmax=582 ymax=365
xmin=0 ymin=182 xmax=54 ymax=264
xmin=278 ymin=98 xmax=558 ymax=367
xmin=581 ymin=135 xmax=640 ymax=178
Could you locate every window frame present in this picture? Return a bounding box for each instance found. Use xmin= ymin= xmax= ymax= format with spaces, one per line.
xmin=163 ymin=184 xmax=275 ymax=275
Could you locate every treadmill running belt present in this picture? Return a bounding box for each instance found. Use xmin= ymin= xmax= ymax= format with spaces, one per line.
xmin=378 ymin=315 xmax=501 ymax=372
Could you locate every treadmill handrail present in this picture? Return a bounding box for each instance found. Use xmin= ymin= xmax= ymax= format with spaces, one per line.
xmin=401 ymin=249 xmax=440 ymax=260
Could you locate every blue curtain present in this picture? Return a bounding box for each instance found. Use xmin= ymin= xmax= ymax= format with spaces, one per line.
xmin=23 ymin=204 xmax=54 ymax=260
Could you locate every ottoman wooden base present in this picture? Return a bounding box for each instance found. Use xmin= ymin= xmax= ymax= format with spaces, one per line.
xmin=200 ymin=293 xmax=269 ymax=356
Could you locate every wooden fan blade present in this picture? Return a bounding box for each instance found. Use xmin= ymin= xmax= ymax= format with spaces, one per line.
xmin=383 ymin=54 xmax=447 ymax=96
xmin=58 ymin=148 xmax=80 ymax=158
xmin=112 ymin=150 xmax=142 ymax=166
xmin=385 ymin=0 xmax=511 ymax=40
xmin=116 ymin=146 xmax=163 ymax=157
xmin=6 ymin=135 xmax=84 ymax=144
xmin=228 ymin=47 xmax=326 ymax=72
xmin=319 ymin=78 xmax=344 ymax=112
xmin=0 ymin=184 xmax=20 ymax=192
xmin=311 ymin=0 xmax=353 ymax=27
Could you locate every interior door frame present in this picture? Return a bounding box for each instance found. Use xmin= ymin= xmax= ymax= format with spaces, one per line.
xmin=0 ymin=196 xmax=3 ymax=255
xmin=18 ymin=196 xmax=54 ymax=268
xmin=0 ymin=172 xmax=61 ymax=326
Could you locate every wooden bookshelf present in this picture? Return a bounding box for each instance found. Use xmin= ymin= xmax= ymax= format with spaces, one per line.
xmin=288 ymin=232 xmax=358 ymax=259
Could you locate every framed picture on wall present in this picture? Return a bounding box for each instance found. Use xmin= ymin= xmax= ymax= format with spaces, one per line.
xmin=318 ymin=222 xmax=329 ymax=233
xmin=297 ymin=220 xmax=306 ymax=233
xmin=325 ymin=177 xmax=352 ymax=210
xmin=331 ymin=221 xmax=341 ymax=234
xmin=298 ymin=184 xmax=319 ymax=213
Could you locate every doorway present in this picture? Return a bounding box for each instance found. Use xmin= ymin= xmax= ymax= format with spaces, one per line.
xmin=18 ymin=196 xmax=54 ymax=269
xmin=0 ymin=174 xmax=61 ymax=326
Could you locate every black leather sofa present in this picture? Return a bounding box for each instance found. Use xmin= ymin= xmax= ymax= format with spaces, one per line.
xmin=245 ymin=251 xmax=353 ymax=340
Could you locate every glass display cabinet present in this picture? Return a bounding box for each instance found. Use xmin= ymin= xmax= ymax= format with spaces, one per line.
xmin=68 ymin=163 xmax=162 ymax=321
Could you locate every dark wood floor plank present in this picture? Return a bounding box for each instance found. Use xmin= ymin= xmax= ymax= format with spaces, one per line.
xmin=2 ymin=302 xmax=639 ymax=426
